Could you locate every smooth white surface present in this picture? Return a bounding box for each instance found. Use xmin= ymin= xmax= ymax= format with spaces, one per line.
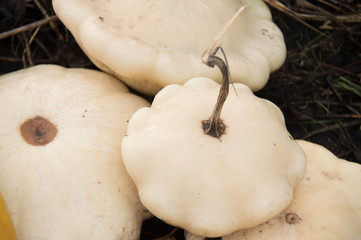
xmin=187 ymin=140 xmax=361 ymax=239
xmin=0 ymin=65 xmax=150 ymax=240
xmin=53 ymin=0 xmax=286 ymax=95
xmin=122 ymin=77 xmax=306 ymax=237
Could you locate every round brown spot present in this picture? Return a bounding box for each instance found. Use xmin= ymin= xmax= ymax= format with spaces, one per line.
xmin=285 ymin=212 xmax=301 ymax=224
xmin=20 ymin=116 xmax=57 ymax=146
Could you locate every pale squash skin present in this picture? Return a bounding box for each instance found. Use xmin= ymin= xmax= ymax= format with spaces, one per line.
xmin=0 ymin=193 xmax=17 ymax=240
xmin=53 ymin=0 xmax=286 ymax=95
xmin=0 ymin=65 xmax=150 ymax=240
xmin=122 ymin=77 xmax=306 ymax=237
xmin=186 ymin=140 xmax=361 ymax=240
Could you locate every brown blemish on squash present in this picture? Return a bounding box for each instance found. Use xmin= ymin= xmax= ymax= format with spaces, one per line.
xmin=20 ymin=116 xmax=57 ymax=146
xmin=285 ymin=212 xmax=301 ymax=224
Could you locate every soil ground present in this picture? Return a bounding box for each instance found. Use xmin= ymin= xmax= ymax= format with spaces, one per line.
xmin=0 ymin=1 xmax=360 ymax=239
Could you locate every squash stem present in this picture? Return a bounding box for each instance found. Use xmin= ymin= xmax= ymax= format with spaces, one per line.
xmin=202 ymin=47 xmax=229 ymax=139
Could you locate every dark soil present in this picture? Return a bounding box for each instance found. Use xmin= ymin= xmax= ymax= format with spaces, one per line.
xmin=259 ymin=1 xmax=361 ymax=165
xmin=0 ymin=1 xmax=360 ymax=240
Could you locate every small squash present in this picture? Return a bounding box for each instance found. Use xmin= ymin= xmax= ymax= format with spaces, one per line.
xmin=122 ymin=76 xmax=306 ymax=237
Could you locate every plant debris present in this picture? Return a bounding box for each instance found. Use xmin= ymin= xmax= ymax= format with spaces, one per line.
xmin=257 ymin=0 xmax=361 ymax=164
xmin=0 ymin=1 xmax=360 ymax=239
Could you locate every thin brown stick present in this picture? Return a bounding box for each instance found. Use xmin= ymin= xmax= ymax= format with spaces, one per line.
xmin=34 ymin=0 xmax=50 ymax=18
xmin=0 ymin=56 xmax=23 ymax=62
xmin=315 ymin=0 xmax=356 ymax=13
xmin=314 ymin=0 xmax=341 ymax=12
xmin=271 ymin=0 xmax=361 ymax=23
xmin=291 ymin=100 xmax=361 ymax=108
xmin=33 ymin=0 xmax=64 ymax=41
xmin=325 ymin=77 xmax=343 ymax=102
xmin=299 ymin=113 xmax=361 ymax=120
xmin=321 ymin=63 xmax=360 ymax=78
xmin=302 ymin=119 xmax=361 ymax=139
xmin=28 ymin=27 xmax=41 ymax=45
xmin=21 ymin=32 xmax=34 ymax=67
xmin=295 ymin=13 xmax=361 ymax=23
xmin=264 ymin=0 xmax=326 ymax=35
xmin=0 ymin=15 xmax=59 ymax=40
xmin=297 ymin=0 xmax=353 ymax=36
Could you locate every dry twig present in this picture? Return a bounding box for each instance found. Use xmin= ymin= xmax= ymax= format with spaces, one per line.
xmin=0 ymin=15 xmax=59 ymax=40
xmin=264 ymin=0 xmax=361 ymax=37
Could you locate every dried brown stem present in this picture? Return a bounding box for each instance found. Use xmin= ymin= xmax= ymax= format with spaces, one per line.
xmin=264 ymin=0 xmax=326 ymax=35
xmin=202 ymin=47 xmax=229 ymax=139
xmin=293 ymin=13 xmax=361 ymax=23
xmin=302 ymin=119 xmax=361 ymax=139
xmin=21 ymin=32 xmax=34 ymax=67
xmin=267 ymin=0 xmax=361 ymax=23
xmin=0 ymin=15 xmax=59 ymax=40
xmin=33 ymin=0 xmax=64 ymax=41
